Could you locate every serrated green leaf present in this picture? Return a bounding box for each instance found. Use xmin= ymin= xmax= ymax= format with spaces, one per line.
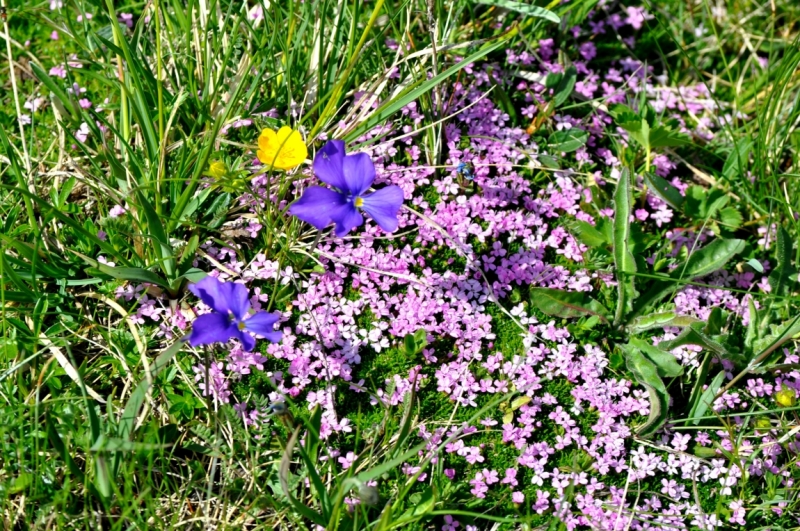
xmin=477 ymin=0 xmax=560 ymax=23
xmin=718 ymin=207 xmax=743 ymax=230
xmin=613 ymin=169 xmax=637 ymax=325
xmin=529 ymin=288 xmax=610 ymax=323
xmin=648 ymin=126 xmax=689 ymax=148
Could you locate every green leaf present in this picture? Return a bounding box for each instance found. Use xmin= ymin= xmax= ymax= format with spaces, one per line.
xmin=722 ymin=139 xmax=752 ymax=180
xmin=279 ymin=427 xmax=327 ymax=526
xmin=769 ymin=226 xmax=796 ymax=296
xmin=704 ymin=307 xmax=725 ymax=336
xmin=622 ymin=345 xmax=669 ymax=437
xmin=643 ymin=172 xmax=684 ymax=211
xmin=718 ymin=207 xmax=743 ymax=230
xmin=548 ymin=128 xmax=588 ymax=153
xmin=745 ymin=297 xmax=759 ymax=350
xmin=117 ymin=340 xmax=184 ymax=441
xmin=529 ymin=288 xmax=610 ymax=323
xmin=46 ymin=414 xmax=85 ymax=482
xmin=85 ymin=265 xmax=170 ymax=290
xmin=613 ymin=169 xmax=637 ymax=325
xmin=569 ymin=219 xmax=610 ymax=248
xmin=477 ymin=0 xmax=561 ymax=23
xmin=629 ymin=338 xmax=683 ymax=378
xmin=751 ymin=314 xmax=800 ymax=369
xmin=632 ymin=239 xmax=745 ymax=317
xmin=413 ymin=329 xmax=428 ymax=352
xmin=404 ymin=334 xmax=417 ymax=356
xmin=657 ymin=323 xmax=728 ymax=356
xmin=551 ymin=66 xmax=577 ymax=107
xmin=135 ymin=191 xmax=176 ymax=279
xmin=398 ymin=486 xmax=436 ymax=521
xmin=30 ymin=62 xmax=78 ymax=121
xmin=686 ymin=370 xmax=725 ymax=425
xmin=627 ymin=312 xmax=700 ymax=334
xmin=647 ymin=126 xmax=689 ymax=148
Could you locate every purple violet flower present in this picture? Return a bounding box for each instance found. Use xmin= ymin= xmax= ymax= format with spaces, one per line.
xmin=188 ymin=276 xmax=282 ymax=351
xmin=289 ymin=140 xmax=404 ymax=237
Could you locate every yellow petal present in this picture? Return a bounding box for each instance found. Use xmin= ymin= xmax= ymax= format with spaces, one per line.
xmin=256 ymin=127 xmax=307 ymax=170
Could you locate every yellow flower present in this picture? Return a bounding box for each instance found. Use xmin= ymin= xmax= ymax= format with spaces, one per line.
xmin=776 ymin=386 xmax=797 ymax=408
xmin=257 ymin=126 xmax=307 ymax=170
xmin=207 ymin=160 xmax=227 ymax=179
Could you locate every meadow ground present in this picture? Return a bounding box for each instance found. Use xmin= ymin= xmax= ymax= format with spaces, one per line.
xmin=2 ymin=0 xmax=800 ymax=529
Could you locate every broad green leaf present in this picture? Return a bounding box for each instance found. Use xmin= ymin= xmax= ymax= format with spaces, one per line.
xmin=622 ymin=345 xmax=669 ymax=437
xmin=629 ymin=338 xmax=683 ymax=378
xmin=657 ymin=323 xmax=728 ymax=356
xmin=413 ymin=329 xmax=428 ymax=352
xmin=658 ymin=323 xmax=728 ymax=358
xmin=398 ymin=486 xmax=436 ymax=521
xmin=569 ymin=219 xmax=610 ymax=248
xmin=477 ymin=0 xmax=561 ymax=23
xmin=529 ymin=288 xmax=610 ymax=323
xmin=548 ymin=128 xmax=588 ymax=153
xmin=746 ymin=258 xmax=765 ymax=273
xmin=643 ymin=172 xmax=684 ymax=211
xmin=613 ymin=168 xmax=637 ymax=325
xmin=704 ymin=307 xmax=725 ymax=336
xmin=404 ymin=334 xmax=416 ymax=356
xmin=549 ymin=66 xmax=577 ymax=107
xmin=686 ymin=370 xmax=725 ymax=425
xmin=632 ymin=239 xmax=745 ymax=317
xmin=627 ymin=312 xmax=700 ymax=334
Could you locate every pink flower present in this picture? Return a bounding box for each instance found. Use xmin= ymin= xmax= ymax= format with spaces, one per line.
xmin=338 ymin=451 xmax=356 ymax=470
xmin=109 ymin=205 xmax=127 ymax=218
xmin=49 ymin=65 xmax=67 ymax=78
